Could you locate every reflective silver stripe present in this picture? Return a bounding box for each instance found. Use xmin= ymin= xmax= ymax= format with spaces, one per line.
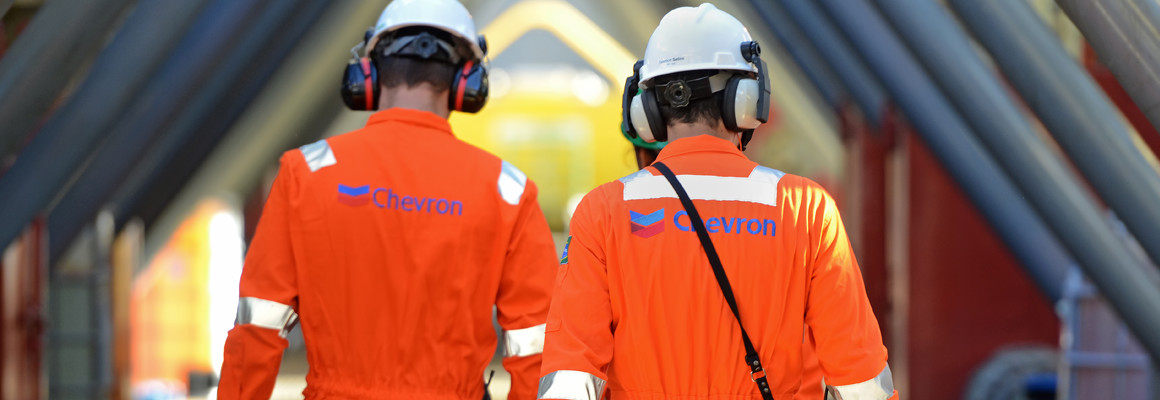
xmin=617 ymin=169 xmax=652 ymax=184
xmin=831 ymin=364 xmax=894 ymax=400
xmin=236 ymin=297 xmax=298 ymax=338
xmin=750 ymin=165 xmax=787 ymax=182
xmin=504 ymin=323 xmax=546 ymax=357
xmin=537 ymin=370 xmax=606 ymax=400
xmin=622 ymin=165 xmax=785 ymax=206
xmin=498 ymin=160 xmax=528 ymax=205
xmin=299 ymin=139 xmax=337 ymax=172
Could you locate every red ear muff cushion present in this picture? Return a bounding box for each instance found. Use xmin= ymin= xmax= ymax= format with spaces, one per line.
xmin=641 ymin=89 xmax=668 ymax=142
xmin=360 ymin=58 xmax=375 ymax=110
xmin=454 ymin=60 xmax=474 ymax=111
xmin=722 ymin=75 xmax=742 ymax=132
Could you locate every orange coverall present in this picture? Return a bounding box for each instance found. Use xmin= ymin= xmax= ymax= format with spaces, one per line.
xmin=539 ymin=135 xmax=895 ymax=399
xmin=218 ymin=108 xmax=557 ymax=399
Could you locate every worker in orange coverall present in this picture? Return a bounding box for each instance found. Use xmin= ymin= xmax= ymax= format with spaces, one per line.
xmin=218 ymin=0 xmax=556 ymax=398
xmin=614 ymin=120 xmax=825 ymax=400
xmin=538 ymin=4 xmax=897 ymax=400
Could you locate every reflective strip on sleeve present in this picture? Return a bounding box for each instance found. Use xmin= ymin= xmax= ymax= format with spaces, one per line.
xmin=831 ymin=364 xmax=894 ymax=400
xmin=537 ymin=370 xmax=606 ymax=400
xmin=504 ymin=323 xmax=546 ymax=357
xmin=236 ymin=297 xmax=298 ymax=338
xmin=621 ymin=166 xmax=785 ymax=206
xmin=498 ymin=160 xmax=528 ymax=205
xmin=299 ymin=139 xmax=337 ymax=172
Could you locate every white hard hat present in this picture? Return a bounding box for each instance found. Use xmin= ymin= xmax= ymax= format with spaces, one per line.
xmin=366 ymin=0 xmax=484 ymax=60
xmin=638 ymin=3 xmax=757 ymax=86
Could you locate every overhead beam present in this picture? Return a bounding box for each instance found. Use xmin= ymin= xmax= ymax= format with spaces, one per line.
xmin=0 ymin=0 xmax=137 ymax=164
xmin=142 ymin=1 xmax=387 ymax=259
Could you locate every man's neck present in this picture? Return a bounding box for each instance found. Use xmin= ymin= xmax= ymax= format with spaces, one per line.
xmin=667 ymin=121 xmax=739 ymax=146
xmin=379 ymin=83 xmax=451 ymax=119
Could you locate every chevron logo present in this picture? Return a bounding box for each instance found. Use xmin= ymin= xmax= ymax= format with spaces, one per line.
xmin=630 ymin=209 xmax=665 ymax=238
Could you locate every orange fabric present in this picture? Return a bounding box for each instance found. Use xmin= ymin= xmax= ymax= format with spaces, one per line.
xmin=218 ymin=108 xmax=557 ymax=400
xmin=542 ymin=135 xmax=889 ymax=399
xmin=795 ymin=329 xmax=823 ymax=400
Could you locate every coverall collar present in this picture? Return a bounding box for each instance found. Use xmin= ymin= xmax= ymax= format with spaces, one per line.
xmin=366 ymin=107 xmax=455 ymax=136
xmin=652 ymin=134 xmax=747 ymax=164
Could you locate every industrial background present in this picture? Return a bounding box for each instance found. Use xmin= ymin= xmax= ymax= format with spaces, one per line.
xmin=2 ymin=0 xmax=1160 ymax=398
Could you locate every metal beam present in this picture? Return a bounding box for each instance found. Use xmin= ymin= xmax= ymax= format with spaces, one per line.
xmin=959 ymin=0 xmax=1160 ymax=270
xmin=106 ymin=0 xmax=330 ymax=242
xmin=748 ymin=1 xmax=846 ymax=110
xmin=0 ymin=0 xmax=137 ymax=164
xmin=141 ymin=1 xmax=387 ymax=259
xmin=818 ymin=0 xmax=1160 ymax=362
xmin=44 ymin=0 xmax=319 ymax=262
xmin=865 ymin=0 xmax=1081 ymax=303
xmin=0 ymin=0 xmax=208 ymax=250
xmin=771 ymin=0 xmax=889 ymax=127
xmin=1054 ymin=0 xmax=1160 ymax=137
xmin=749 ymin=0 xmax=1076 ymax=304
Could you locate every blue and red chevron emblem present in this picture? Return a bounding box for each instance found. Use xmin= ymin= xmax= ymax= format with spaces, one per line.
xmin=337 ymin=184 xmax=371 ymax=206
xmin=630 ymin=209 xmax=665 ymax=238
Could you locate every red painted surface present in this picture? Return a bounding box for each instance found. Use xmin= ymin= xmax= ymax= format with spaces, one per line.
xmin=1082 ymin=44 xmax=1160 ymax=158
xmin=902 ymin=133 xmax=1058 ymax=399
xmin=1 ymin=218 xmax=46 ymax=400
xmin=839 ymin=105 xmax=891 ymax=348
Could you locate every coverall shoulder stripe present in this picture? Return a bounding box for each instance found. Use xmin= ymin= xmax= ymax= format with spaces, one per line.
xmin=498 ymin=160 xmax=528 ymax=205
xmin=621 ymin=167 xmax=784 ymax=206
xmin=537 ymin=370 xmax=606 ymax=400
xmin=832 ymin=364 xmax=895 ymax=399
xmin=617 ymin=169 xmax=652 ymax=184
xmin=236 ymin=297 xmax=299 ymax=338
xmin=504 ymin=323 xmax=546 ymax=357
xmin=299 ymin=139 xmax=337 ymax=172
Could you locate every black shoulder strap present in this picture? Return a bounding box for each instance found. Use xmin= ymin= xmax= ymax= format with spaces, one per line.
xmin=652 ymin=162 xmax=774 ymax=399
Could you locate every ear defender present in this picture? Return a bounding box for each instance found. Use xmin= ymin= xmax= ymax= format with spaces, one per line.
xmin=342 ymin=28 xmax=380 ymax=111
xmin=448 ymin=35 xmax=490 ymax=113
xmin=622 ymin=60 xmax=644 ymax=140
xmin=622 ymin=59 xmax=669 ymax=143
xmin=343 ymin=30 xmax=490 ymax=113
xmin=342 ymin=56 xmax=380 ymax=111
xmin=738 ymin=41 xmax=771 ymax=150
xmin=639 ymin=89 xmax=668 ymax=142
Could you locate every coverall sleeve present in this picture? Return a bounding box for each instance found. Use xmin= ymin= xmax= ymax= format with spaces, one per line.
xmin=538 ymin=190 xmax=613 ymax=400
xmin=801 ymin=181 xmax=898 ymax=399
xmin=496 ymin=180 xmax=558 ymax=400
xmin=218 ymin=154 xmax=301 ymax=400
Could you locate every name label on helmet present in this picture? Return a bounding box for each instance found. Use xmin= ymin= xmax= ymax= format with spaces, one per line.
xmin=658 ymin=56 xmax=686 ymax=66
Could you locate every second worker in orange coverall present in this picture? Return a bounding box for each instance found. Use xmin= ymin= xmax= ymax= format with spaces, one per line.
xmin=539 ymin=4 xmax=897 ymax=400
xmin=217 ymin=0 xmax=557 ymax=399
xmin=613 ymin=122 xmax=824 ymax=400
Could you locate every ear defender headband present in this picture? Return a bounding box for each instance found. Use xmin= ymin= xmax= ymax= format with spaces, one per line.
xmin=341 ymin=28 xmax=490 ymax=113
xmin=621 ymin=41 xmax=771 ymax=150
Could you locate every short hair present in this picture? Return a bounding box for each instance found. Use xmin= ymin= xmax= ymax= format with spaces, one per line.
xmin=653 ymin=70 xmax=724 ymax=128
xmin=373 ymin=56 xmax=456 ymax=92
xmin=370 ymin=27 xmax=459 ymax=92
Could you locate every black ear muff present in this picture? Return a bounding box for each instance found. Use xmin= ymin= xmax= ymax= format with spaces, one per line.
xmin=342 ymin=56 xmax=379 ymax=111
xmin=622 ymin=60 xmax=645 ymax=139
xmin=738 ymin=41 xmax=771 ymax=150
xmin=449 ymin=59 xmax=489 ymax=113
xmin=640 ymin=89 xmax=668 ymax=142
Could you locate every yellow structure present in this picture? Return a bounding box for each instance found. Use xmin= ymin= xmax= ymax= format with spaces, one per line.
xmin=450 ymin=0 xmax=639 ymax=229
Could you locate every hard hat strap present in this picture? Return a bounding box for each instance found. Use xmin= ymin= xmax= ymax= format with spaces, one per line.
xmin=379 ymin=31 xmax=462 ymax=64
xmin=653 ymin=162 xmax=775 ymax=400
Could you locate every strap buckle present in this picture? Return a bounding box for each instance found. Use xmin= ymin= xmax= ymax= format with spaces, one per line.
xmin=750 ymin=367 xmax=767 ymax=382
